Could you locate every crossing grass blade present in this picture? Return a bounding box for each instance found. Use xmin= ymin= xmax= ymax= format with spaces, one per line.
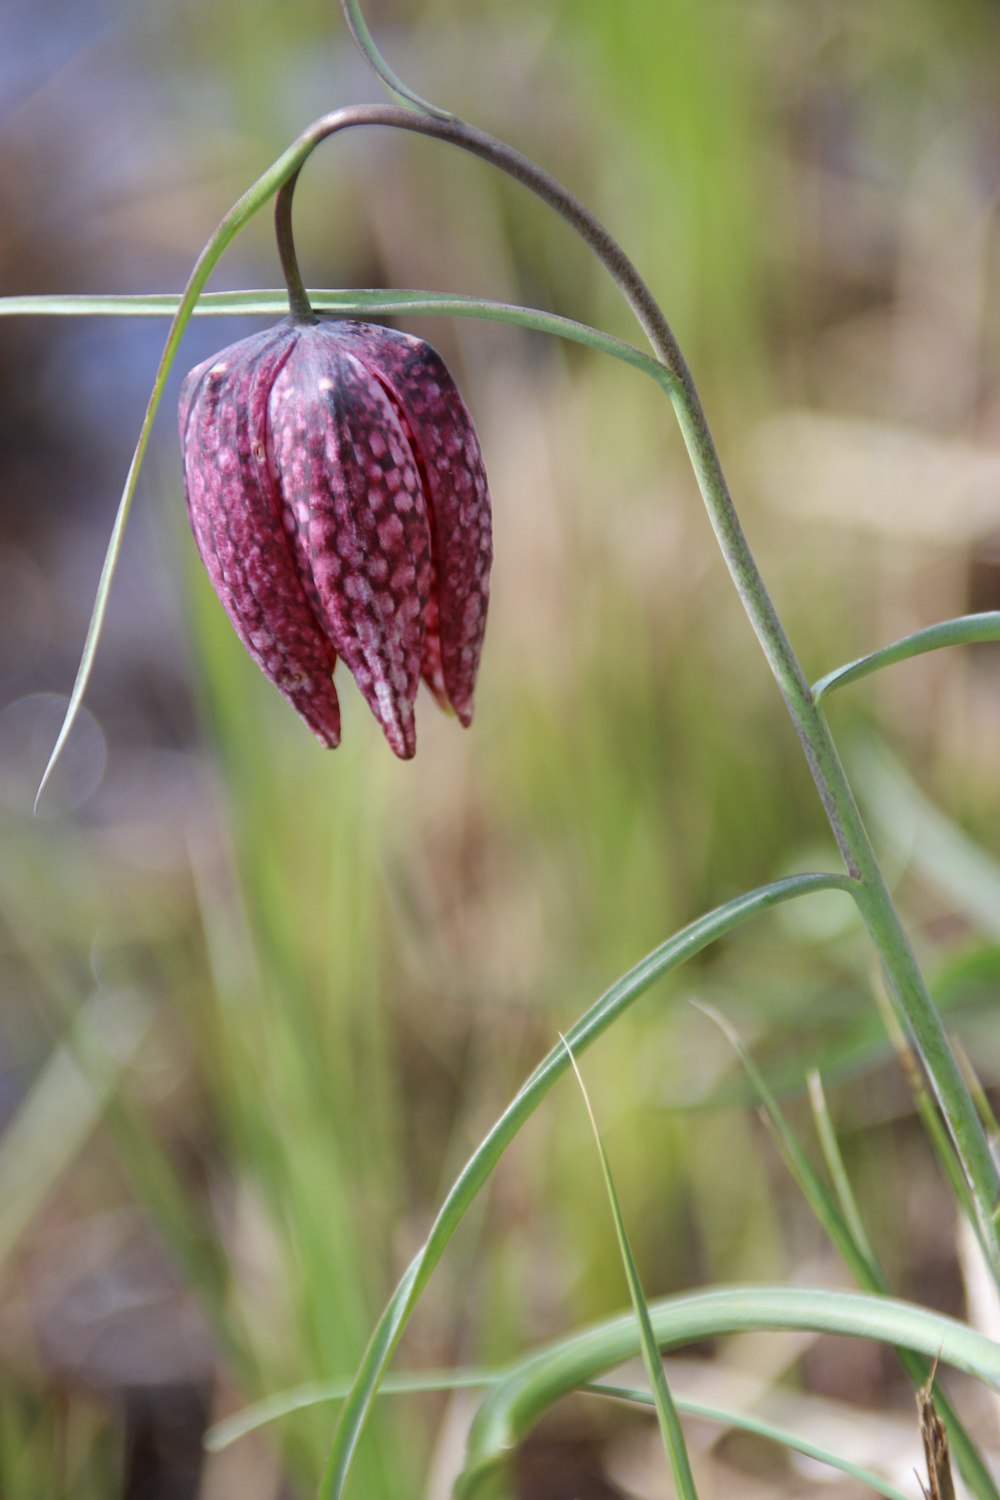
xmin=698 ymin=1004 xmax=1000 ymax=1500
xmin=559 ymin=1036 xmax=698 ymax=1500
xmin=587 ymin=1382 xmax=912 ymax=1500
xmin=316 ymin=873 xmax=858 ymax=1498
xmin=0 ymin=290 xmax=670 ymax=386
xmin=456 ymin=1285 xmax=1000 ymax=1496
xmin=206 ymin=1367 xmax=911 ymax=1499
xmin=806 ymin=1068 xmax=876 ymax=1265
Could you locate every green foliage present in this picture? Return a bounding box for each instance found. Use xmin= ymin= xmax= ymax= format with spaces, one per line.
xmin=4 ymin=2 xmax=1000 ymax=1498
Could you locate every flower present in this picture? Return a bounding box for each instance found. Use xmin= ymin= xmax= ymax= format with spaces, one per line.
xmin=178 ymin=318 xmax=492 ymax=758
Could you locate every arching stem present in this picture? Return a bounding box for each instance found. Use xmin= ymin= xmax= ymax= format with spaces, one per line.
xmin=274 ymin=168 xmax=317 ymax=324
xmin=276 ymin=105 xmax=1000 ymax=1267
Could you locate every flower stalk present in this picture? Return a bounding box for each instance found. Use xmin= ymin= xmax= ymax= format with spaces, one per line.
xmin=670 ymin=387 xmax=1000 ymax=1270
xmin=274 ymin=167 xmax=317 ymax=325
xmin=272 ymin=100 xmax=1000 ymax=1269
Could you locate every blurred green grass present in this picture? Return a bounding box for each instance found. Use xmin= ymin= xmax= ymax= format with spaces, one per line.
xmin=4 ymin=0 xmax=1000 ymax=1495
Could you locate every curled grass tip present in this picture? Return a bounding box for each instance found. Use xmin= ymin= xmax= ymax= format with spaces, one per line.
xmin=341 ymin=0 xmax=453 ymax=120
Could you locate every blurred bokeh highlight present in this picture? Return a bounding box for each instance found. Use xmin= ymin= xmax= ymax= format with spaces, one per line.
xmin=3 ymin=0 xmax=1000 ymax=1495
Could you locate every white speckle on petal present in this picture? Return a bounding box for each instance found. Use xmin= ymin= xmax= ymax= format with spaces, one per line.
xmin=375 ymin=678 xmax=396 ymax=721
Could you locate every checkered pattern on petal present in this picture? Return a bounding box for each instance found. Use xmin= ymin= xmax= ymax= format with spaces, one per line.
xmin=336 ymin=322 xmax=492 ymax=726
xmin=179 ymin=326 xmax=342 ymax=747
xmin=267 ymin=330 xmax=433 ymax=758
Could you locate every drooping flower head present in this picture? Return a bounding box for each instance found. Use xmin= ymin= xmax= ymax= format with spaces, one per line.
xmin=179 ymin=319 xmax=492 ymax=757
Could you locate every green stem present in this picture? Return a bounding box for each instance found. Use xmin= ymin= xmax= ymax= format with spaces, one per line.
xmin=274 ymin=169 xmax=318 ymax=323
xmin=36 ymin=81 xmax=992 ymax=1235
xmin=272 ymin=106 xmax=687 ymax=377
xmin=564 ymin=1040 xmax=699 ymax=1500
xmin=669 ymin=388 xmax=1000 ymax=1269
xmin=0 ymin=291 xmax=673 ymax=388
xmin=277 ymin=117 xmax=999 ymax=1271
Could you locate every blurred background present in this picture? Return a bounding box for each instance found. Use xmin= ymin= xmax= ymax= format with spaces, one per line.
xmin=3 ymin=0 xmax=1000 ymax=1495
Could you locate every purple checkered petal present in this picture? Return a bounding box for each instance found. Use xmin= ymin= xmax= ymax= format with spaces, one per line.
xmin=266 ymin=329 xmax=433 ymax=759
xmin=336 ymin=322 xmax=492 ymax=726
xmin=179 ymin=326 xmax=342 ymax=747
xmin=179 ymin=316 xmax=492 ymax=757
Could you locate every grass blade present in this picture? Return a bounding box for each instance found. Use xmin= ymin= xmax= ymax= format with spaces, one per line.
xmin=871 ymin=977 xmax=982 ymax=1235
xmin=209 ymin=1368 xmax=911 ymax=1499
xmin=812 ymin=613 xmax=1000 ymax=702
xmin=30 ymin=127 xmax=349 ymax=807
xmin=806 ymin=1068 xmax=875 ymax=1265
xmin=699 ymin=1005 xmax=1000 ymax=1499
xmin=955 ymin=1039 xmax=1000 ymax=1147
xmin=459 ymin=1284 xmax=1000 ymax=1495
xmin=340 ymin=0 xmax=451 ymax=119
xmin=0 ymin=989 xmax=152 ymax=1275
xmin=0 ymin=289 xmax=670 ymax=387
xmin=588 ymin=1382 xmax=912 ymax=1500
xmin=317 ymin=873 xmax=858 ymax=1499
xmin=207 ymin=1370 xmax=501 ymax=1452
xmin=694 ymin=1003 xmax=880 ymax=1286
xmin=557 ymin=1037 xmax=698 ymax=1500
xmin=13 ymin=276 xmax=672 ymax=808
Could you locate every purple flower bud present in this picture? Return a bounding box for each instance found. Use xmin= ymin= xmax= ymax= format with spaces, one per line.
xmin=179 ymin=320 xmax=492 ymax=757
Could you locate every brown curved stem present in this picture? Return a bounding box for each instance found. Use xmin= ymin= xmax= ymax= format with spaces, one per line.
xmin=275 ymin=107 xmax=684 ymax=361
xmin=275 ymin=167 xmax=317 ymax=324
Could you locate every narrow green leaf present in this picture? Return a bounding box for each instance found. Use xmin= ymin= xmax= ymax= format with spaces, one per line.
xmin=208 ymin=1366 xmax=911 ymax=1500
xmin=206 ymin=1369 xmax=502 ymax=1452
xmin=954 ymin=1039 xmax=1000 ymax=1147
xmin=812 ymin=613 xmax=1000 ymax=703
xmin=0 ymin=989 xmax=152 ymax=1274
xmin=856 ymin=736 xmax=1000 ymax=944
xmin=588 ymin=1382 xmax=912 ymax=1500
xmin=13 ymin=280 xmax=671 ymax=807
xmin=869 ymin=978 xmax=984 ymax=1255
xmin=0 ymin=288 xmax=671 ymax=387
xmin=31 ymin=128 xmax=332 ymax=808
xmin=806 ymin=1069 xmax=875 ymax=1265
xmin=459 ymin=1284 xmax=1000 ymax=1495
xmin=317 ymin=874 xmax=859 ymax=1499
xmin=701 ymin=1006 xmax=1000 ymax=1499
xmin=694 ymin=1003 xmax=880 ymax=1287
xmin=558 ymin=1038 xmax=698 ymax=1500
